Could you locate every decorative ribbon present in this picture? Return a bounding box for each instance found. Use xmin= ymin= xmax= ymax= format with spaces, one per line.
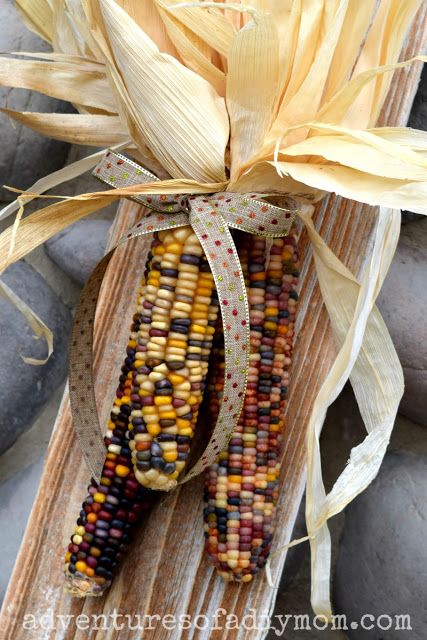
xmin=69 ymin=150 xmax=298 ymax=484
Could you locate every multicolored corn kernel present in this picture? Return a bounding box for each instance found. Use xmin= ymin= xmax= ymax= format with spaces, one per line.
xmin=204 ymin=230 xmax=300 ymax=582
xmin=127 ymin=226 xmax=219 ymax=490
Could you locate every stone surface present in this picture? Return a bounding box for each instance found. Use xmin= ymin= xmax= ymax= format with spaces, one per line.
xmin=48 ymin=144 xmax=119 ymax=222
xmin=402 ymin=64 xmax=426 ymax=223
xmin=0 ymin=261 xmax=72 ymax=453
xmin=333 ymin=451 xmax=427 ymax=639
xmin=399 ymin=366 xmax=427 ymax=427
xmin=24 ymin=245 xmax=82 ymax=310
xmin=0 ymin=0 xmax=74 ymax=202
xmin=377 ymin=240 xmax=427 ymax=426
xmin=45 ymin=217 xmax=113 ymax=286
xmin=0 ymin=384 xmax=65 ymax=485
xmin=0 ymin=455 xmax=45 ymax=604
xmin=407 ymin=64 xmax=427 ymax=132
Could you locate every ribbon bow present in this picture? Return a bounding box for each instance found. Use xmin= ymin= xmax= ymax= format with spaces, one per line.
xmin=69 ymin=150 xmax=298 ymax=485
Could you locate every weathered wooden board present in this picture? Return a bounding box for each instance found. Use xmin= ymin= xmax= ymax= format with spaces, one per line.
xmin=1 ymin=10 xmax=425 ymax=639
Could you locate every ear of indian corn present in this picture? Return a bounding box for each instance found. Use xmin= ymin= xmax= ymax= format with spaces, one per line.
xmin=64 ymin=225 xmax=219 ymax=596
xmin=128 ymin=226 xmax=219 ymax=490
xmin=203 ymin=230 xmax=300 ymax=582
xmin=64 ymin=242 xmax=159 ymax=596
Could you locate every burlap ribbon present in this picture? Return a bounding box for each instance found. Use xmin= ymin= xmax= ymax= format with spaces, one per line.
xmin=69 ymin=150 xmax=298 ymax=483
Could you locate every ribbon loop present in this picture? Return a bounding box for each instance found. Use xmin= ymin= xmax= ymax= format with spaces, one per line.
xmin=201 ymin=191 xmax=297 ymax=237
xmin=185 ymin=207 xmax=250 ymax=480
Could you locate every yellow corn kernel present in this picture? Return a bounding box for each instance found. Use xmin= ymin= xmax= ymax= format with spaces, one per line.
xmin=169 ymin=373 xmax=186 ymax=384
xmin=177 ymin=427 xmax=193 ymax=436
xmin=142 ymin=406 xmax=157 ymax=415
xmin=147 ymin=424 xmax=161 ymax=436
xmin=168 ymin=339 xmax=187 ymax=349
xmin=154 ymin=396 xmax=172 ymax=406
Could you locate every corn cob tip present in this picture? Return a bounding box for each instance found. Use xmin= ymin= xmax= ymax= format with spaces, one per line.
xmin=216 ymin=570 xmax=253 ymax=583
xmin=63 ymin=570 xmax=107 ymax=598
xmin=134 ymin=469 xmax=177 ymax=491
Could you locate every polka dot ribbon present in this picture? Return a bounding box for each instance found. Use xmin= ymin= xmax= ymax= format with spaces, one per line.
xmin=69 ymin=150 xmax=298 ymax=484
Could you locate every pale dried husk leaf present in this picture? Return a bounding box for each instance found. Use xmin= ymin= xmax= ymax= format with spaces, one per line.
xmin=115 ymin=0 xmax=178 ymax=54
xmin=155 ymin=4 xmax=225 ymax=95
xmin=0 ymin=280 xmax=53 ymax=365
xmin=15 ymin=0 xmax=54 ymax=43
xmin=297 ymin=204 xmax=402 ymax=617
xmin=158 ymin=0 xmax=236 ymax=58
xmin=91 ymin=0 xmax=229 ymax=182
xmin=0 ymin=57 xmax=116 ymax=112
xmin=1 ymin=110 xmax=129 ymax=146
xmin=273 ymin=161 xmax=427 ymax=215
xmin=348 ymin=0 xmax=423 ymax=127
xmin=322 ymin=0 xmax=377 ymax=102
xmin=227 ymin=10 xmax=279 ymax=180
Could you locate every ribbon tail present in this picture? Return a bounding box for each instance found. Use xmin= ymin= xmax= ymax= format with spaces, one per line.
xmin=69 ymin=211 xmax=189 ymax=481
xmin=69 ymin=250 xmax=115 ymax=483
xmin=180 ymin=209 xmax=251 ymax=481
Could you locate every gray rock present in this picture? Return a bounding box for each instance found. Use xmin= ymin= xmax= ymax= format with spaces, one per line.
xmin=45 ymin=218 xmax=113 ymax=286
xmin=408 ymin=64 xmax=427 ymax=132
xmin=0 ymin=455 xmax=45 ymax=604
xmin=0 ymin=0 xmax=74 ymax=202
xmin=40 ymin=144 xmax=119 ymax=222
xmin=401 ymin=210 xmax=424 ymax=224
xmin=0 ymin=261 xmax=72 ymax=453
xmin=399 ymin=366 xmax=427 ymax=429
xmin=377 ymin=241 xmax=427 ymax=426
xmin=333 ymin=451 xmax=427 ymax=639
xmin=402 ymin=65 xmax=426 ymax=223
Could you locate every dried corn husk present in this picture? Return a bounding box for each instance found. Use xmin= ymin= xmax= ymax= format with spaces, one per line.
xmin=0 ymin=0 xmax=426 ymax=619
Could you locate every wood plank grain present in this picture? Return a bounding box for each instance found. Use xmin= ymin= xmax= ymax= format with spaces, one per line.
xmin=1 ymin=10 xmax=425 ymax=639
